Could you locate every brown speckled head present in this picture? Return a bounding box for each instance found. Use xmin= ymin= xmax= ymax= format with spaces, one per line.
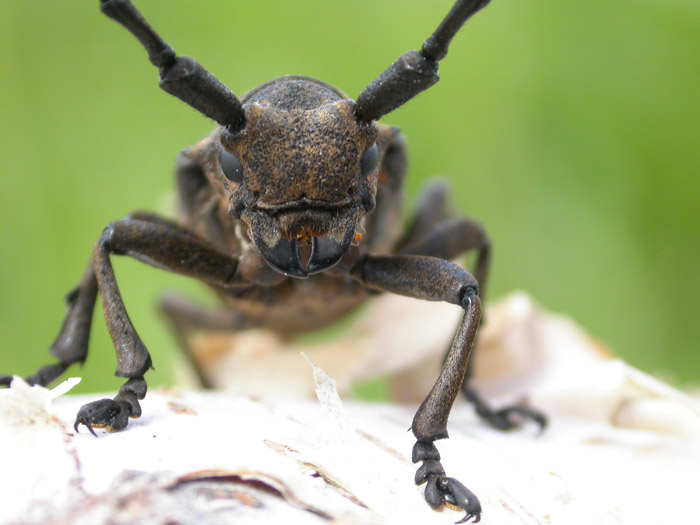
xmin=230 ymin=99 xmax=376 ymax=205
xmin=218 ymin=77 xmax=379 ymax=278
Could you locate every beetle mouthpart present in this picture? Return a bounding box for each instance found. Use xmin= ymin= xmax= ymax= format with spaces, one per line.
xmin=248 ymin=210 xmax=355 ymax=278
xmin=244 ymin=207 xmax=357 ymax=279
xmin=252 ymin=230 xmax=354 ymax=278
xmin=256 ymin=236 xmax=307 ymax=278
xmin=306 ymin=235 xmax=349 ymax=274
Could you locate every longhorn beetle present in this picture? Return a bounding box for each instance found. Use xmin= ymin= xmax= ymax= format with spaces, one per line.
xmin=1 ymin=0 xmax=546 ymax=521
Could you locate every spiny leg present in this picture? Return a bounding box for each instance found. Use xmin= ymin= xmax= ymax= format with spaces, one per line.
xmin=74 ymin=216 xmax=246 ymax=434
xmin=351 ymin=254 xmax=483 ymax=522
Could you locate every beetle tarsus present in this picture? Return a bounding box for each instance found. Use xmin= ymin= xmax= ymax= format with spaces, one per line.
xmin=74 ymin=398 xmax=132 ymax=434
xmin=439 ymin=477 xmax=482 ymax=523
xmin=486 ymin=405 xmax=547 ymax=432
xmin=461 ymin=384 xmax=547 ymax=431
xmin=422 ymin=473 xmax=482 ymax=523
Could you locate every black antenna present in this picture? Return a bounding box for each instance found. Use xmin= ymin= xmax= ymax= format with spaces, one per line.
xmin=100 ymin=0 xmax=245 ymax=130
xmin=355 ymin=0 xmax=490 ymax=123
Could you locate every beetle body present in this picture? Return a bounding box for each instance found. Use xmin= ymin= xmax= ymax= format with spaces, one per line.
xmin=176 ymin=76 xmax=404 ymax=333
xmin=2 ymin=2 xmax=546 ymax=522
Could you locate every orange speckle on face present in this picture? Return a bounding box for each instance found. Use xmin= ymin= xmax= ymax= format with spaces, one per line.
xmin=354 ymin=233 xmax=363 ymax=243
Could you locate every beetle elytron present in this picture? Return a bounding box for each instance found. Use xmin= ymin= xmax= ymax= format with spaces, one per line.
xmin=2 ymin=0 xmax=546 ymax=521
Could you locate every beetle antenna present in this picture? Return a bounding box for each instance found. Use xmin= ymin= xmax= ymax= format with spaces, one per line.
xmin=100 ymin=0 xmax=245 ymax=131
xmin=355 ymin=0 xmax=490 ymax=123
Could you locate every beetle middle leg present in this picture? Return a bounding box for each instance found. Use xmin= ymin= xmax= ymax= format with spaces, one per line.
xmin=399 ymin=181 xmax=490 ymax=296
xmin=398 ymin=182 xmax=545 ymax=431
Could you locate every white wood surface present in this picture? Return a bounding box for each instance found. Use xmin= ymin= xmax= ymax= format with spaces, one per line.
xmin=2 ymin=294 xmax=698 ymax=524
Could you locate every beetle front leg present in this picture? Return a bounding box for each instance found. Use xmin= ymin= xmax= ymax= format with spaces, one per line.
xmin=413 ymin=290 xmax=483 ymax=523
xmin=351 ymin=254 xmax=483 ymax=522
xmin=74 ymin=217 xmax=245 ymax=434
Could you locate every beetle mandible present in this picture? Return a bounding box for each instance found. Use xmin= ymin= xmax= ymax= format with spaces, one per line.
xmin=1 ymin=0 xmax=546 ymax=521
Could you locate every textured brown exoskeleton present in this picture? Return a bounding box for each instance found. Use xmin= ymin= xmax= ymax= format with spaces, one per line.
xmin=1 ymin=0 xmax=546 ymax=521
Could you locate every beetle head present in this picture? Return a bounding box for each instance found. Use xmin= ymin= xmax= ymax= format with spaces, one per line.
xmin=219 ymin=98 xmax=378 ymax=278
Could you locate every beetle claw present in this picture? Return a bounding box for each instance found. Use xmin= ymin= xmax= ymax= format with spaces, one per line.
xmin=424 ymin=475 xmax=481 ymax=524
xmin=486 ymin=405 xmax=547 ymax=432
xmin=73 ymin=398 xmax=129 ymax=435
xmin=464 ymin=385 xmax=547 ymax=432
xmin=74 ymin=416 xmax=98 ymax=437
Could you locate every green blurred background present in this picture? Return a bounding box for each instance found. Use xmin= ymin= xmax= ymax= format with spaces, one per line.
xmin=1 ymin=0 xmax=698 ymax=394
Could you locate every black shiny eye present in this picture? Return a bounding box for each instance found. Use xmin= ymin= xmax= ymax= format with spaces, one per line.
xmin=360 ymin=144 xmax=379 ymax=177
xmin=220 ymin=149 xmax=244 ymax=183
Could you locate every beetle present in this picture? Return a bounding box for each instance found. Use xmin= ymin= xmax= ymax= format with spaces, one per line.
xmin=1 ymin=0 xmax=545 ymax=521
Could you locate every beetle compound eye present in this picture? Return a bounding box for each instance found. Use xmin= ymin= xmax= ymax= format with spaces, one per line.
xmin=220 ymin=149 xmax=244 ymax=183
xmin=360 ymin=144 xmax=379 ymax=177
